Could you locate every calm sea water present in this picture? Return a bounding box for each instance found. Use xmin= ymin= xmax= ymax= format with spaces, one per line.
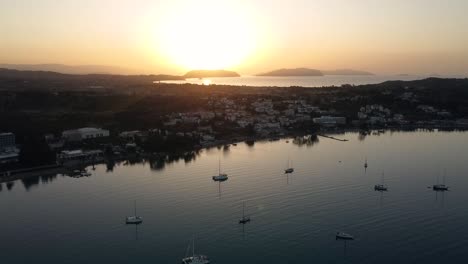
xmin=161 ymin=75 xmax=465 ymax=87
xmin=1 ymin=131 xmax=468 ymax=264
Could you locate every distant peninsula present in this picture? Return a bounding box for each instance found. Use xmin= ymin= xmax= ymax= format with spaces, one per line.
xmin=183 ymin=70 xmax=240 ymax=78
xmin=257 ymin=68 xmax=323 ymax=77
xmin=258 ymin=68 xmax=374 ymax=77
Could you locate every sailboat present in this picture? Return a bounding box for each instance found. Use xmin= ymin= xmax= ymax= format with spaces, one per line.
xmin=125 ymin=201 xmax=143 ymax=224
xmin=239 ymin=201 xmax=251 ymax=224
xmin=433 ymin=171 xmax=449 ymax=191
xmin=212 ymin=159 xmax=228 ymax=181
xmin=284 ymin=158 xmax=294 ymax=174
xmin=181 ymin=238 xmax=210 ymax=264
xmin=374 ymin=172 xmax=388 ymax=191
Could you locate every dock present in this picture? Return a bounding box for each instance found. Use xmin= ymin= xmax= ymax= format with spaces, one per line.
xmin=317 ymin=134 xmax=349 ymax=142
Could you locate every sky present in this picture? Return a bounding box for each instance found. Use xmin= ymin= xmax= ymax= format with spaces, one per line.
xmin=1 ymin=0 xmax=468 ymax=75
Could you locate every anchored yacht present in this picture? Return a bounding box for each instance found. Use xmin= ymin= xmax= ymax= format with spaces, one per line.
xmin=125 ymin=201 xmax=143 ymax=224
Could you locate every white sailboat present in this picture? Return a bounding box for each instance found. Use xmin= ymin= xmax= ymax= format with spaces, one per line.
xmin=125 ymin=200 xmax=143 ymax=224
xmin=374 ymin=172 xmax=388 ymax=191
xmin=239 ymin=201 xmax=251 ymax=224
xmin=284 ymin=158 xmax=294 ymax=174
xmin=181 ymin=238 xmax=210 ymax=264
xmin=212 ymin=159 xmax=228 ymax=181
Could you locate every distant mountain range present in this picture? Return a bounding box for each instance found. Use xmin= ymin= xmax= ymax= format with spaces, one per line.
xmin=258 ymin=68 xmax=373 ymax=77
xmin=0 ymin=68 xmax=244 ymax=83
xmin=0 ymin=68 xmax=186 ymax=82
xmin=0 ymin=64 xmax=373 ymax=79
xmin=0 ymin=64 xmax=133 ymax=75
xmin=0 ymin=64 xmax=242 ymax=79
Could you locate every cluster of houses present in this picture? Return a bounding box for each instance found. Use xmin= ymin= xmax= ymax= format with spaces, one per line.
xmin=357 ymin=105 xmax=398 ymax=125
xmin=161 ymin=96 xmax=346 ymax=138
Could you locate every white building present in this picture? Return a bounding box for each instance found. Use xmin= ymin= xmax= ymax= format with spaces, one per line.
xmin=62 ymin=128 xmax=109 ymax=142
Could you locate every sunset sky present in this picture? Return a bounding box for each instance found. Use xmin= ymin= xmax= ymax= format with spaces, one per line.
xmin=2 ymin=0 xmax=468 ymax=75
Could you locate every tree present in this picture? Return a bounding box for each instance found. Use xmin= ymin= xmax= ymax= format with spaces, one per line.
xmin=19 ymin=135 xmax=56 ymax=167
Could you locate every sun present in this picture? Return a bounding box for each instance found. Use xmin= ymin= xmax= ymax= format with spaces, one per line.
xmin=157 ymin=0 xmax=256 ymax=71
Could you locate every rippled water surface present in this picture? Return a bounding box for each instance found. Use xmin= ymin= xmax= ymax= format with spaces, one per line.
xmin=1 ymin=131 xmax=468 ymax=264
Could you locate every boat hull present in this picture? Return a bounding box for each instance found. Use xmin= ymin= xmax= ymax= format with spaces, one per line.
xmin=336 ymin=232 xmax=354 ymax=240
xmin=239 ymin=218 xmax=251 ymax=224
xmin=126 ymin=216 xmax=143 ymax=224
xmin=212 ymin=174 xmax=228 ymax=181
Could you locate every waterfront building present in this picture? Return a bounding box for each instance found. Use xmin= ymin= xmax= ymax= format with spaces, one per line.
xmin=0 ymin=132 xmax=19 ymax=164
xmin=0 ymin=132 xmax=15 ymax=150
xmin=57 ymin=149 xmax=104 ymax=163
xmin=62 ymin=128 xmax=109 ymax=142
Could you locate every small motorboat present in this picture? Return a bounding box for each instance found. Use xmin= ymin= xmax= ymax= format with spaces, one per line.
xmin=336 ymin=232 xmax=354 ymax=240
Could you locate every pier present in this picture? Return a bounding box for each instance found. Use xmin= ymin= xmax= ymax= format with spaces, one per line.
xmin=317 ymin=134 xmax=349 ymax=142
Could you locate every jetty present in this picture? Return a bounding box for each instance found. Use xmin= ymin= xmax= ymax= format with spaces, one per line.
xmin=317 ymin=134 xmax=349 ymax=142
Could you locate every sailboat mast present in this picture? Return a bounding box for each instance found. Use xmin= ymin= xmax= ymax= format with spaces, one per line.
xmin=443 ymin=169 xmax=446 ymax=185
xmin=219 ymin=159 xmax=221 ymax=175
xmin=192 ymin=237 xmax=195 ymax=256
xmin=134 ymin=200 xmax=137 ymax=216
xmin=242 ymin=202 xmax=245 ymax=218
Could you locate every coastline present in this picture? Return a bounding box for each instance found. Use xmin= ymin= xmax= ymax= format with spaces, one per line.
xmin=2 ymin=127 xmax=466 ymax=184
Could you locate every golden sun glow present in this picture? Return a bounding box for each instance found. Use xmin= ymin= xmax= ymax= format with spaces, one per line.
xmin=157 ymin=1 xmax=257 ymax=71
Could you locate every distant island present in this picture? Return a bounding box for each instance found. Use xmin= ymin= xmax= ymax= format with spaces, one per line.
xmin=322 ymin=69 xmax=374 ymax=76
xmin=258 ymin=68 xmax=373 ymax=77
xmin=183 ymin=70 xmax=240 ymax=78
xmin=257 ymin=68 xmax=323 ymax=77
